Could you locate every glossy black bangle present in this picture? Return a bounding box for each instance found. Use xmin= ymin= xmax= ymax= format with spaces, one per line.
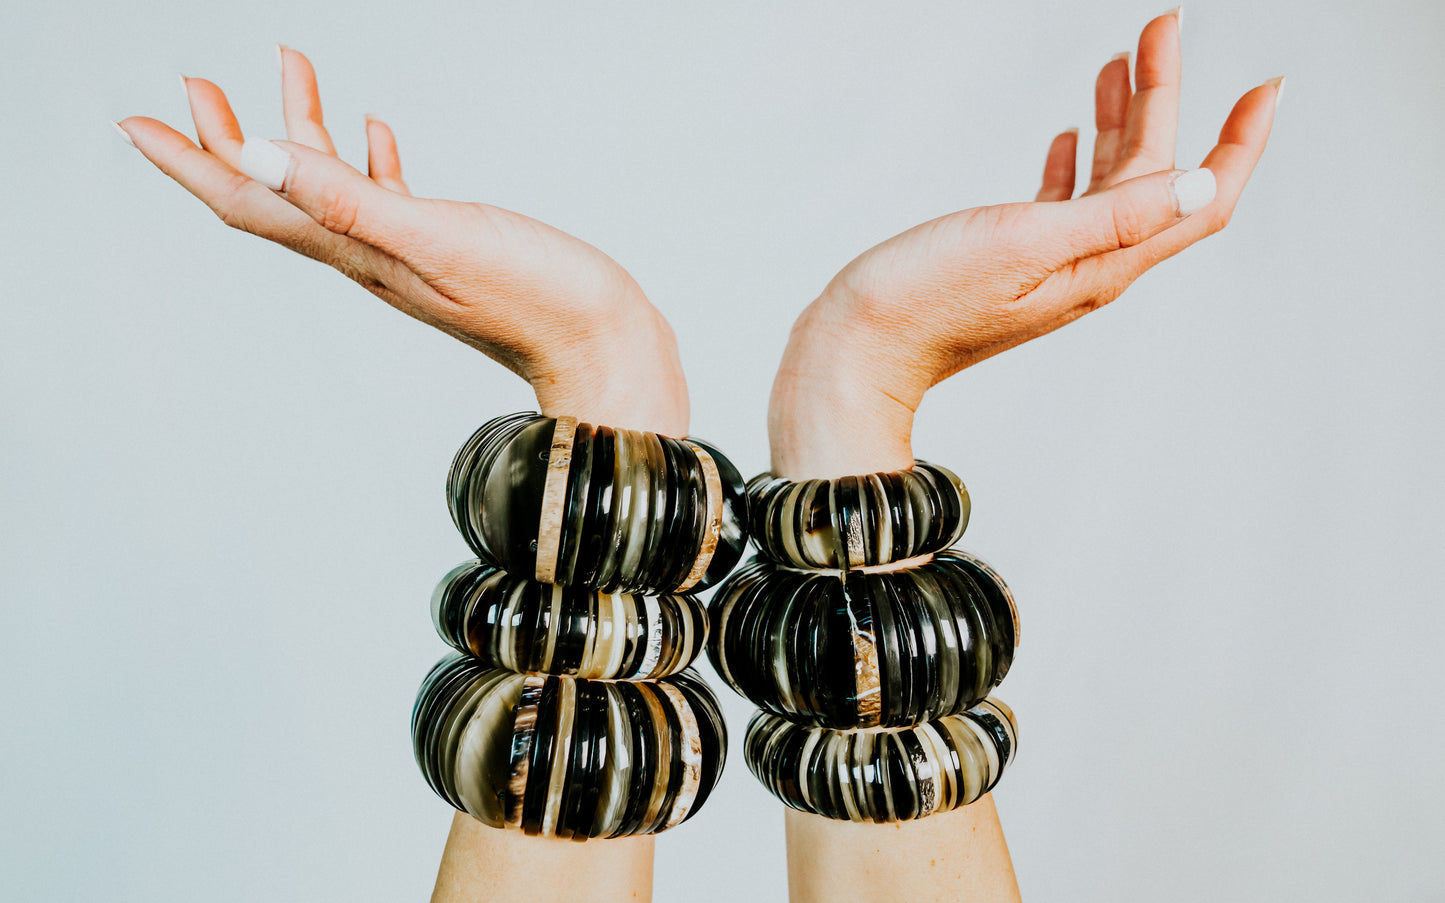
xmin=708 ymin=550 xmax=1018 ymax=729
xmin=744 ymin=697 xmax=1017 ymax=823
xmin=746 ymin=461 xmax=970 ymax=571
xmin=412 ymin=653 xmax=727 ymax=839
xmin=446 ymin=412 xmax=748 ymax=594
xmin=432 ymin=558 xmax=710 ymax=680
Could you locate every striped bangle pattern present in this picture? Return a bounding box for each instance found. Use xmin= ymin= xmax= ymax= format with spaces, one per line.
xmin=447 ymin=412 xmax=748 ymax=594
xmin=744 ymin=698 xmax=1018 ymax=824
xmin=413 ymin=653 xmax=726 ymax=839
xmin=432 ymin=558 xmax=709 ymax=680
xmin=709 ymin=550 xmax=1017 ymax=729
xmin=412 ymin=412 xmax=746 ymax=839
xmin=708 ymin=459 xmax=1020 ymax=823
xmin=745 ymin=461 xmax=970 ymax=571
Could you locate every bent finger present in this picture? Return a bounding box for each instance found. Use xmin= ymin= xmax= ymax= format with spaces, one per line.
xmin=279 ymin=46 xmax=338 ymax=155
xmin=237 ymin=136 xmax=435 ymax=262
xmin=1103 ymin=78 xmax=1282 ymax=276
xmin=1086 ymin=53 xmax=1132 ymax=194
xmin=182 ymin=77 xmax=245 ymax=166
xmin=1035 ymin=128 xmax=1079 ymax=202
xmin=1109 ymin=10 xmax=1183 ymax=184
xmin=365 ymin=116 xmax=411 ymax=195
xmin=1019 ymin=164 xmax=1216 ymax=269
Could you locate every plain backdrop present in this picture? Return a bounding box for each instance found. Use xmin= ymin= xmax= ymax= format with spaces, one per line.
xmin=3 ymin=1 xmax=1443 ymax=900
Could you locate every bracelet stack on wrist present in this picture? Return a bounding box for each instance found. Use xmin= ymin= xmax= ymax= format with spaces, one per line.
xmin=411 ymin=411 xmax=748 ymax=839
xmin=709 ymin=460 xmax=1021 ymax=823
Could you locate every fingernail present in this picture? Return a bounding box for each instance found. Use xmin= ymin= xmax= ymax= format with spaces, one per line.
xmin=1169 ymin=6 xmax=1183 ymax=35
xmin=111 ymin=121 xmax=135 ymax=148
xmin=240 ymin=139 xmax=292 ymax=191
xmin=1170 ymin=168 xmax=1216 ymax=217
xmin=364 ymin=113 xmax=381 ymax=125
xmin=1267 ymin=76 xmax=1286 ymax=112
xmin=179 ymin=73 xmax=190 ymax=105
xmin=277 ymin=43 xmax=288 ymax=75
xmin=1111 ymin=51 xmax=1130 ymax=63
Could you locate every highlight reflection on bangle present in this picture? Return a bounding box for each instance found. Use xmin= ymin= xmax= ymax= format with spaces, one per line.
xmin=432 ymin=558 xmax=710 ymax=680
xmin=447 ymin=412 xmax=748 ymax=594
xmin=744 ymin=697 xmax=1017 ymax=823
xmin=412 ymin=653 xmax=727 ymax=839
xmin=708 ymin=550 xmax=1018 ymax=729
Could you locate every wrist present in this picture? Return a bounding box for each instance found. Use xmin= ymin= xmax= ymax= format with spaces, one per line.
xmin=766 ymin=295 xmax=924 ymax=478
xmin=527 ymin=301 xmax=689 ymax=437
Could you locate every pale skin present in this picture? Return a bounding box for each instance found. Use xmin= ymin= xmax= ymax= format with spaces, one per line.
xmin=116 ymin=10 xmax=1276 ymax=900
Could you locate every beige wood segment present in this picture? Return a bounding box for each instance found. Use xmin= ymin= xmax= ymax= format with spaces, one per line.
xmin=534 ymin=416 xmax=578 ymax=584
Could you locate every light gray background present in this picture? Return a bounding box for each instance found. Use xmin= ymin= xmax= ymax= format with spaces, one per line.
xmin=3 ymin=1 xmax=1442 ymax=900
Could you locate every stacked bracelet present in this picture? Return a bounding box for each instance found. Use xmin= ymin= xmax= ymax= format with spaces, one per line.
xmin=447 ymin=412 xmax=747 ymax=593
xmin=745 ymin=460 xmax=970 ymax=570
xmin=709 ymin=461 xmax=1020 ymax=823
xmin=412 ymin=412 xmax=748 ymax=839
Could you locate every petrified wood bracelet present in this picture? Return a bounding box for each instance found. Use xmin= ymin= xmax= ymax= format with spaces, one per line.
xmin=746 ymin=461 xmax=970 ymax=571
xmin=432 ymin=558 xmax=709 ymax=680
xmin=709 ymin=460 xmax=1020 ymax=823
xmin=709 ymin=550 xmax=1018 ymax=729
xmin=414 ymin=412 xmax=744 ymax=839
xmin=413 ymin=653 xmax=727 ymax=838
xmin=744 ymin=698 xmax=1017 ymax=823
xmin=447 ymin=412 xmax=748 ymax=594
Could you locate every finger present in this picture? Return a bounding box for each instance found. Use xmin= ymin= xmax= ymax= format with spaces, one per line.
xmin=237 ymin=137 xmax=435 ymax=261
xmin=1034 ymin=129 xmax=1079 ymax=202
xmin=119 ymin=116 xmax=340 ymax=253
xmin=182 ymin=77 xmax=245 ymax=166
xmin=1086 ymin=53 xmax=1132 ymax=194
xmin=1084 ymin=78 xmax=1282 ymax=279
xmin=1025 ymin=165 xmax=1217 ymax=268
xmin=279 ymin=45 xmax=338 ymax=155
xmin=365 ymin=115 xmax=411 ymax=195
xmin=1105 ymin=9 xmax=1183 ymax=185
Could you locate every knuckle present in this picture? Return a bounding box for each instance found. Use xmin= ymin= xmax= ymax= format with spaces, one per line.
xmin=314 ymin=186 xmax=361 ymax=237
xmin=1109 ymin=198 xmax=1154 ymax=249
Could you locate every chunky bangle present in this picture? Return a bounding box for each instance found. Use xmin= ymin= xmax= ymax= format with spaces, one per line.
xmin=744 ymin=697 xmax=1017 ymax=823
xmin=447 ymin=412 xmax=748 ymax=594
xmin=745 ymin=461 xmax=970 ymax=571
xmin=413 ymin=653 xmax=727 ymax=839
xmin=416 ymin=411 xmax=747 ymax=839
xmin=432 ymin=558 xmax=710 ymax=680
xmin=709 ymin=454 xmax=1021 ymax=822
xmin=708 ymin=550 xmax=1017 ymax=729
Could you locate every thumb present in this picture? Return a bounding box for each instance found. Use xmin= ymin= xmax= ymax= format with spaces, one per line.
xmin=1029 ymin=167 xmax=1217 ymax=267
xmin=238 ymin=137 xmax=433 ymax=262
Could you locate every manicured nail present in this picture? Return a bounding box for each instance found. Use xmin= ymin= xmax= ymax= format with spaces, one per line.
xmin=179 ymin=73 xmax=190 ymax=105
xmin=1111 ymin=51 xmax=1130 ymax=63
xmin=240 ymin=139 xmax=292 ymax=191
xmin=1169 ymin=6 xmax=1183 ymax=34
xmin=364 ymin=113 xmax=381 ymax=124
xmin=277 ymin=43 xmax=288 ymax=75
xmin=1267 ymin=76 xmax=1286 ymax=111
xmin=111 ymin=121 xmax=135 ymax=148
xmin=1170 ymin=168 xmax=1216 ymax=217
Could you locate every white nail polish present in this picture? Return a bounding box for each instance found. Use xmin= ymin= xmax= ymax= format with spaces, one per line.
xmin=240 ymin=139 xmax=292 ymax=191
xmin=111 ymin=121 xmax=135 ymax=147
xmin=276 ymin=43 xmax=286 ymax=75
xmin=1268 ymin=76 xmax=1286 ymax=111
xmin=1171 ymin=168 xmax=1216 ymax=217
xmin=179 ymin=73 xmax=190 ymax=105
xmin=1170 ymin=6 xmax=1183 ymax=34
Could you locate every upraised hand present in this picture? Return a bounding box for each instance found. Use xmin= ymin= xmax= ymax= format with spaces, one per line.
xmin=116 ymin=47 xmax=688 ymax=436
xmin=769 ymin=9 xmax=1281 ymax=478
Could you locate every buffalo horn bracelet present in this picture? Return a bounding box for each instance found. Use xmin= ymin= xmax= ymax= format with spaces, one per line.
xmin=711 ymin=462 xmax=1021 ymax=823
xmin=413 ymin=412 xmax=749 ymax=838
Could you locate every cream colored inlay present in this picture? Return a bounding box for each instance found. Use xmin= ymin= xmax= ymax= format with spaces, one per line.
xmin=534 ymin=416 xmax=578 ymax=584
xmin=675 ymin=443 xmax=723 ymax=592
